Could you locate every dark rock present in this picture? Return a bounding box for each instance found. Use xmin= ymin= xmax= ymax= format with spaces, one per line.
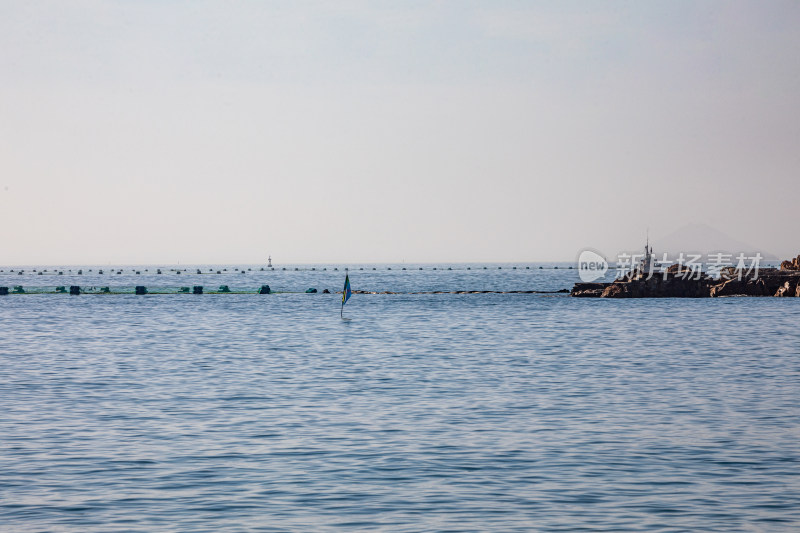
xmin=710 ymin=278 xmax=767 ymax=297
xmin=571 ymin=282 xmax=609 ymax=297
xmin=774 ymin=280 xmax=798 ymax=297
xmin=599 ymin=273 xmax=713 ymax=298
xmin=711 ymin=268 xmax=800 ymax=297
xmin=780 ymin=254 xmax=800 ymax=270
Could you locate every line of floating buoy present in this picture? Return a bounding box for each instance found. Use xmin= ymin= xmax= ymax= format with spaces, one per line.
xmin=0 ymin=285 xmax=570 ymax=296
xmin=1 ymin=266 xmax=575 ymax=275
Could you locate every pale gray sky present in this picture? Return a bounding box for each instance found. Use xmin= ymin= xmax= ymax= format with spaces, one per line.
xmin=1 ymin=1 xmax=798 ymax=265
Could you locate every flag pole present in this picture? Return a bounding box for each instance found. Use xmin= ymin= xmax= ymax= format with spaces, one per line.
xmin=341 ymin=273 xmax=350 ymax=319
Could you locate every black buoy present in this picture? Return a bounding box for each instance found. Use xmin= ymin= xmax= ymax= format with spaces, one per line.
xmin=240 ymin=271 xmax=246 ymax=274
xmin=217 ymin=271 xmax=221 ymax=274
xmin=78 ymin=270 xmax=83 ymax=275
xmin=197 ymin=269 xmax=202 ymax=274
xmin=0 ymin=287 xmax=8 ymax=295
xmin=322 ymin=289 xmax=330 ymax=293
xmin=176 ymin=271 xmax=181 ymax=275
xmin=259 ymin=285 xmax=271 ymax=294
xmin=38 ymin=272 xmax=43 ymax=276
xmin=69 ymin=286 xmax=81 ymax=295
xmin=157 ymin=269 xmax=162 ymax=274
xmin=135 ymin=286 xmax=147 ymax=295
xmin=193 ymin=286 xmax=203 ymax=294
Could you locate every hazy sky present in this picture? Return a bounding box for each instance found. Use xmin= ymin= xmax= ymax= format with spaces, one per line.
xmin=1 ymin=1 xmax=798 ymax=265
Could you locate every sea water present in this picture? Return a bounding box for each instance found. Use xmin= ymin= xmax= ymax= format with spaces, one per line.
xmin=1 ymin=265 xmax=798 ymax=531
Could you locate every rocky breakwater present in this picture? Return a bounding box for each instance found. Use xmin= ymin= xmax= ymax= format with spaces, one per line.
xmin=571 ymin=255 xmax=800 ymax=298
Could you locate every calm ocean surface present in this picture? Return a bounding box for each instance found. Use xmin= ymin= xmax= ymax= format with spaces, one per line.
xmin=1 ymin=264 xmax=798 ymax=532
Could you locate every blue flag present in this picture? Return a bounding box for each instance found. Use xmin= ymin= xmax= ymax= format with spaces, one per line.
xmin=341 ymin=274 xmax=351 ymax=316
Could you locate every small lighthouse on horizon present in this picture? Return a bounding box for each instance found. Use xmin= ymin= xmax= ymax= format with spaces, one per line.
xmin=267 ymin=255 xmax=272 ymax=268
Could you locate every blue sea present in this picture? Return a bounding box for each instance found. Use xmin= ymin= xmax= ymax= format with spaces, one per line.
xmin=1 ymin=264 xmax=798 ymax=532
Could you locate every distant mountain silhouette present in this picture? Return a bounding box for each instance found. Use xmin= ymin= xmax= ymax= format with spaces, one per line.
xmin=620 ymin=223 xmax=778 ymax=261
